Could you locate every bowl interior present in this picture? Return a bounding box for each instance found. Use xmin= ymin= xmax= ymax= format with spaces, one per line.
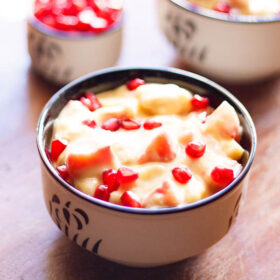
xmin=37 ymin=67 xmax=256 ymax=214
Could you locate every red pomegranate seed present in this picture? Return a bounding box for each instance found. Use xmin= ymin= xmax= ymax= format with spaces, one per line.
xmin=50 ymin=139 xmax=68 ymax=162
xmin=186 ymin=141 xmax=206 ymax=158
xmin=80 ymin=93 xmax=102 ymax=111
xmin=120 ymin=118 xmax=141 ymax=130
xmin=143 ymin=119 xmax=162 ymax=130
xmin=102 ymin=169 xmax=120 ymax=192
xmin=117 ymin=167 xmax=138 ymax=185
xmin=82 ymin=119 xmax=97 ymax=128
xmin=191 ymin=94 xmax=209 ymax=110
xmin=214 ymin=2 xmax=231 ymax=13
xmin=172 ymin=167 xmax=192 ymax=184
xmin=101 ymin=118 xmax=120 ymax=131
xmin=56 ymin=165 xmax=69 ymax=181
xmin=126 ymin=78 xmax=145 ymax=90
xmin=94 ymin=185 xmax=110 ymax=201
xmin=211 ymin=167 xmax=234 ymax=186
xmin=120 ymin=191 xmax=142 ymax=208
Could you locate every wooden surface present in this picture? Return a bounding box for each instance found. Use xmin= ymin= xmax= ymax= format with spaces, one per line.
xmin=1 ymin=1 xmax=280 ymax=279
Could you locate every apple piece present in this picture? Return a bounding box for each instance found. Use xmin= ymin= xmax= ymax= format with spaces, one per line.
xmin=139 ymin=133 xmax=176 ymax=163
xmin=221 ymin=139 xmax=244 ymax=161
xmin=137 ymin=83 xmax=192 ymax=115
xmin=205 ymin=101 xmax=242 ymax=140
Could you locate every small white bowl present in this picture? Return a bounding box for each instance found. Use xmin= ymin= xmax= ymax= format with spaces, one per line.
xmin=157 ymin=0 xmax=280 ymax=84
xmin=27 ymin=17 xmax=122 ymax=85
xmin=36 ymin=67 xmax=256 ymax=267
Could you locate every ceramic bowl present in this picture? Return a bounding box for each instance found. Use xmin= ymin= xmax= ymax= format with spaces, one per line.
xmin=36 ymin=67 xmax=256 ymax=267
xmin=157 ymin=0 xmax=280 ymax=84
xmin=27 ymin=17 xmax=122 ymax=85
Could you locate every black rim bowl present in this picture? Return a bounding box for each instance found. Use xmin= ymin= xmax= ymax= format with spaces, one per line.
xmin=37 ymin=67 xmax=257 ymax=215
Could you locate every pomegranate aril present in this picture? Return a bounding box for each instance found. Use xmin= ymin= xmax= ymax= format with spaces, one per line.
xmin=120 ymin=191 xmax=141 ymax=208
xmin=143 ymin=119 xmax=162 ymax=130
xmin=102 ymin=169 xmax=120 ymax=192
xmin=51 ymin=139 xmax=68 ymax=162
xmin=172 ymin=167 xmax=192 ymax=184
xmin=191 ymin=94 xmax=209 ymax=110
xmin=80 ymin=92 xmax=102 ymax=111
xmin=94 ymin=184 xmax=110 ymax=201
xmin=126 ymin=78 xmax=145 ymax=90
xmin=57 ymin=165 xmax=69 ymax=181
xmin=101 ymin=118 xmax=120 ymax=131
xmin=185 ymin=141 xmax=206 ymax=158
xmin=211 ymin=166 xmax=234 ymax=186
xmin=117 ymin=167 xmax=138 ymax=185
xmin=214 ymin=2 xmax=231 ymax=13
xmin=120 ymin=118 xmax=141 ymax=130
xmin=82 ymin=119 xmax=97 ymax=128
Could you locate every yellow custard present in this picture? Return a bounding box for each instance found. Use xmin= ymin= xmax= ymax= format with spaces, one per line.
xmin=50 ymin=81 xmax=245 ymax=209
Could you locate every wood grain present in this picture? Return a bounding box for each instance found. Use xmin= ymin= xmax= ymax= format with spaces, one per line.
xmin=0 ymin=0 xmax=280 ymax=279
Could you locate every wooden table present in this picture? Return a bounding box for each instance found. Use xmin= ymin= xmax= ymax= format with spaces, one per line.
xmin=1 ymin=1 xmax=280 ymax=279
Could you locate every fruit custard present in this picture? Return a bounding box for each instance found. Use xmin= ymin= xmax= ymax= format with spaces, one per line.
xmin=188 ymin=0 xmax=280 ymax=15
xmin=33 ymin=0 xmax=122 ymax=33
xmin=48 ymin=78 xmax=245 ymax=208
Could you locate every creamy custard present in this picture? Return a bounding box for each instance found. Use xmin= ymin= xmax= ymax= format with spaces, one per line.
xmin=49 ymin=80 xmax=245 ymax=208
xmin=188 ymin=0 xmax=280 ymax=15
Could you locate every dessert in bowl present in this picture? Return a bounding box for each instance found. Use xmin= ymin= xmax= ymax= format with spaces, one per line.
xmin=27 ymin=0 xmax=123 ymax=85
xmin=37 ymin=67 xmax=256 ymax=266
xmin=157 ymin=0 xmax=280 ymax=83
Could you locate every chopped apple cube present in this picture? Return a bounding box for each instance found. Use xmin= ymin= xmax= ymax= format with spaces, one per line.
xmin=221 ymin=139 xmax=244 ymax=160
xmin=74 ymin=177 xmax=99 ymax=196
xmin=137 ymin=83 xmax=192 ymax=115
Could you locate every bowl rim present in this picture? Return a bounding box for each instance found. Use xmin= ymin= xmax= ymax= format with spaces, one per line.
xmin=37 ymin=66 xmax=257 ymax=215
xmin=168 ymin=0 xmax=280 ymax=24
xmin=28 ymin=15 xmax=122 ymax=41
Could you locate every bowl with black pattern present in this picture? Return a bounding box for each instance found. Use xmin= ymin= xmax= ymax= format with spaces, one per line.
xmin=36 ymin=67 xmax=256 ymax=267
xmin=157 ymin=0 xmax=280 ymax=84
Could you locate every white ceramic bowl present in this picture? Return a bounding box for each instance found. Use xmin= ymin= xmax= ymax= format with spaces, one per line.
xmin=36 ymin=67 xmax=256 ymax=267
xmin=27 ymin=17 xmax=122 ymax=85
xmin=157 ymin=0 xmax=280 ymax=84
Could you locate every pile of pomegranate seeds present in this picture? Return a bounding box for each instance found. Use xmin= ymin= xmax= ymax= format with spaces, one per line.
xmin=211 ymin=166 xmax=234 ymax=186
xmin=34 ymin=0 xmax=122 ymax=33
xmin=126 ymin=78 xmax=145 ymax=90
xmin=172 ymin=167 xmax=192 ymax=184
xmin=50 ymin=139 xmax=68 ymax=162
xmin=185 ymin=141 xmax=206 ymax=158
xmin=80 ymin=92 xmax=102 ymax=111
xmin=191 ymin=94 xmax=209 ymax=110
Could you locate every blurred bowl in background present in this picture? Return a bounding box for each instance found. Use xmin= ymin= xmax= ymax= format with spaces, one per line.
xmin=157 ymin=0 xmax=280 ymax=84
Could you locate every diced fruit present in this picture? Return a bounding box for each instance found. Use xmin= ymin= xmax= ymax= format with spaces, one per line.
xmin=211 ymin=166 xmax=234 ymax=186
xmin=94 ymin=185 xmax=110 ymax=201
xmin=116 ymin=167 xmax=139 ymax=184
xmin=221 ymin=139 xmax=244 ymax=160
xmin=102 ymin=169 xmax=120 ymax=192
xmin=139 ymin=133 xmax=176 ymax=163
xmin=214 ymin=2 xmax=231 ymax=13
xmin=137 ymin=83 xmax=192 ymax=115
xmin=67 ymin=146 xmax=115 ymax=177
xmin=143 ymin=119 xmax=162 ymax=130
xmin=51 ymin=139 xmax=68 ymax=162
xmin=185 ymin=141 xmax=206 ymax=158
xmin=80 ymin=92 xmax=102 ymax=112
xmin=101 ymin=118 xmax=120 ymax=131
xmin=126 ymin=78 xmax=145 ymax=90
xmin=205 ymin=101 xmax=242 ymax=140
xmin=82 ymin=119 xmax=97 ymax=128
xmin=56 ymin=165 xmax=69 ymax=181
xmin=191 ymin=95 xmax=209 ymax=110
xmin=172 ymin=167 xmax=192 ymax=184
xmin=120 ymin=191 xmax=141 ymax=208
xmin=120 ymin=118 xmax=141 ymax=130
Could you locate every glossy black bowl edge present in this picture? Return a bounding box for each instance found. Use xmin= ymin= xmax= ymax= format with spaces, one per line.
xmin=37 ymin=66 xmax=257 ymax=216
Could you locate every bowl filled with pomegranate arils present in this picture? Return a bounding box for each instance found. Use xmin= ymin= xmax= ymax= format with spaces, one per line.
xmin=37 ymin=67 xmax=256 ymax=267
xmin=27 ymin=0 xmax=123 ymax=84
